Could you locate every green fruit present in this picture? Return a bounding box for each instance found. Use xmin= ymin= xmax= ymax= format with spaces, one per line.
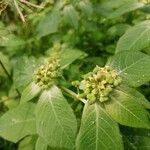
xmin=42 ymin=84 xmax=49 ymax=90
xmin=87 ymin=94 xmax=96 ymax=101
xmin=93 ymin=66 xmax=100 ymax=73
xmin=99 ymin=96 xmax=109 ymax=102
xmin=98 ymin=84 xmax=105 ymax=90
xmin=72 ymin=80 xmax=80 ymax=86
xmin=107 ymin=76 xmax=114 ymax=84
xmin=83 ymin=72 xmax=92 ymax=79
xmin=114 ymin=80 xmax=119 ymax=86
xmin=38 ymin=81 xmax=43 ymax=86
xmin=92 ymin=89 xmax=98 ymax=95
xmin=101 ymin=80 xmax=107 ymax=85
xmin=105 ymin=86 xmax=113 ymax=93
xmin=84 ymin=88 xmax=90 ymax=94
xmin=79 ymin=81 xmax=86 ymax=90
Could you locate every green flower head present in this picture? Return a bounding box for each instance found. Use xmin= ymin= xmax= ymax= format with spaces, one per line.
xmin=76 ymin=66 xmax=122 ymax=103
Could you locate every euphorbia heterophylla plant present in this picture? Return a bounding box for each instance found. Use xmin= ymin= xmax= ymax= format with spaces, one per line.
xmin=1 ymin=0 xmax=150 ymax=150
xmin=0 ymin=46 xmax=150 ymax=150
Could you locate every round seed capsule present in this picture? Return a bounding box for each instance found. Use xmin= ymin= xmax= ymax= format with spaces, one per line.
xmin=87 ymin=94 xmax=96 ymax=101
xmin=84 ymin=88 xmax=91 ymax=94
xmin=93 ymin=66 xmax=100 ymax=73
xmin=99 ymin=96 xmax=109 ymax=102
xmin=105 ymin=86 xmax=113 ymax=93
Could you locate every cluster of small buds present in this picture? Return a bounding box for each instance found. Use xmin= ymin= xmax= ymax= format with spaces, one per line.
xmin=73 ymin=66 xmax=122 ymax=103
xmin=34 ymin=43 xmax=61 ymax=90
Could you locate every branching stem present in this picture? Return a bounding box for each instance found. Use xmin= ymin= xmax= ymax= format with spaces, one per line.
xmin=60 ymin=86 xmax=86 ymax=104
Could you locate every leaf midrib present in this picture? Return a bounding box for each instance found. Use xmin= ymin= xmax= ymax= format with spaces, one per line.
xmin=111 ymin=95 xmax=146 ymax=125
xmin=94 ymin=104 xmax=118 ymax=149
xmin=117 ymin=24 xmax=150 ymax=51
xmin=47 ymin=92 xmax=74 ymax=146
xmin=118 ymin=56 xmax=145 ymax=74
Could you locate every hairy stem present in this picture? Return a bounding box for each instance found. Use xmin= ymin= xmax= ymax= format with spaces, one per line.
xmin=0 ymin=60 xmax=21 ymax=97
xmin=60 ymin=86 xmax=86 ymax=104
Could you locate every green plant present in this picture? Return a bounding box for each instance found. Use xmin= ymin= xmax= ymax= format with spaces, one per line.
xmin=0 ymin=0 xmax=150 ymax=150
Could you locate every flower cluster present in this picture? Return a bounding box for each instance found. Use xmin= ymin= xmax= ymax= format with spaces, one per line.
xmin=34 ymin=44 xmax=61 ymax=90
xmin=74 ymin=66 xmax=122 ymax=103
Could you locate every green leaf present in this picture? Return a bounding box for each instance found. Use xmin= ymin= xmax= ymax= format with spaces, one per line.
xmin=116 ymin=20 xmax=150 ymax=52
xmin=35 ymin=137 xmax=48 ymax=150
xmin=60 ymin=48 xmax=87 ymax=69
xmin=36 ymin=86 xmax=77 ymax=149
xmin=0 ymin=103 xmax=36 ymax=142
xmin=76 ymin=102 xmax=123 ymax=150
xmin=78 ymin=0 xmax=93 ymax=17
xmin=0 ymin=52 xmax=11 ymax=77
xmin=107 ymin=23 xmax=130 ymax=37
xmin=18 ymin=136 xmax=37 ymax=150
xmin=105 ymin=89 xmax=150 ymax=129
xmin=100 ymin=0 xmax=138 ymax=10
xmin=108 ymin=51 xmax=150 ymax=87
xmin=108 ymin=2 xmax=144 ymax=19
xmin=21 ymin=82 xmax=41 ymax=104
xmin=36 ymin=9 xmax=61 ymax=38
xmin=0 ymin=34 xmax=25 ymax=47
xmin=117 ymin=85 xmax=150 ymax=109
xmin=63 ymin=4 xmax=79 ymax=29
xmin=13 ymin=56 xmax=39 ymax=91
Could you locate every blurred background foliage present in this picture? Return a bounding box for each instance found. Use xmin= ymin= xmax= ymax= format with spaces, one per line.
xmin=0 ymin=0 xmax=150 ymax=149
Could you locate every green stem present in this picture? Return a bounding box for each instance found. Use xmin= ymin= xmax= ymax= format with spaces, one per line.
xmin=60 ymin=86 xmax=86 ymax=104
xmin=0 ymin=60 xmax=21 ymax=97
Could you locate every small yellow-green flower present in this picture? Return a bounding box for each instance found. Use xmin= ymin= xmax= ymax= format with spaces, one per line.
xmin=74 ymin=66 xmax=122 ymax=103
xmin=34 ymin=43 xmax=61 ymax=90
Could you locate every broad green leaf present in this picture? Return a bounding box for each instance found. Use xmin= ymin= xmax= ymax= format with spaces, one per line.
xmin=107 ymin=23 xmax=130 ymax=37
xmin=116 ymin=20 xmax=150 ymax=52
xmin=36 ymin=86 xmax=77 ymax=149
xmin=78 ymin=0 xmax=93 ymax=17
xmin=108 ymin=2 xmax=144 ymax=19
xmin=105 ymin=89 xmax=150 ymax=128
xmin=100 ymin=0 xmax=138 ymax=9
xmin=60 ymin=48 xmax=87 ymax=69
xmin=76 ymin=102 xmax=123 ymax=150
xmin=0 ymin=52 xmax=11 ymax=77
xmin=117 ymin=85 xmax=150 ymax=109
xmin=0 ymin=34 xmax=25 ymax=47
xmin=18 ymin=136 xmax=37 ymax=150
xmin=63 ymin=4 xmax=79 ymax=29
xmin=0 ymin=103 xmax=36 ymax=142
xmin=36 ymin=9 xmax=61 ymax=37
xmin=21 ymin=82 xmax=41 ymax=104
xmin=97 ymin=0 xmax=138 ymax=17
xmin=35 ymin=137 xmax=48 ymax=150
xmin=108 ymin=51 xmax=150 ymax=87
xmin=13 ymin=56 xmax=39 ymax=91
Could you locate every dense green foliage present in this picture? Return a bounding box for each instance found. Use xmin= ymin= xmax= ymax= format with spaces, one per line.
xmin=0 ymin=0 xmax=150 ymax=150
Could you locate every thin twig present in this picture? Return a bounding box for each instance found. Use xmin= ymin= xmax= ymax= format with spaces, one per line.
xmin=0 ymin=60 xmax=21 ymax=97
xmin=60 ymin=86 xmax=86 ymax=104
xmin=0 ymin=0 xmax=7 ymax=11
xmin=13 ymin=0 xmax=26 ymax=23
xmin=20 ymin=0 xmax=44 ymax=9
